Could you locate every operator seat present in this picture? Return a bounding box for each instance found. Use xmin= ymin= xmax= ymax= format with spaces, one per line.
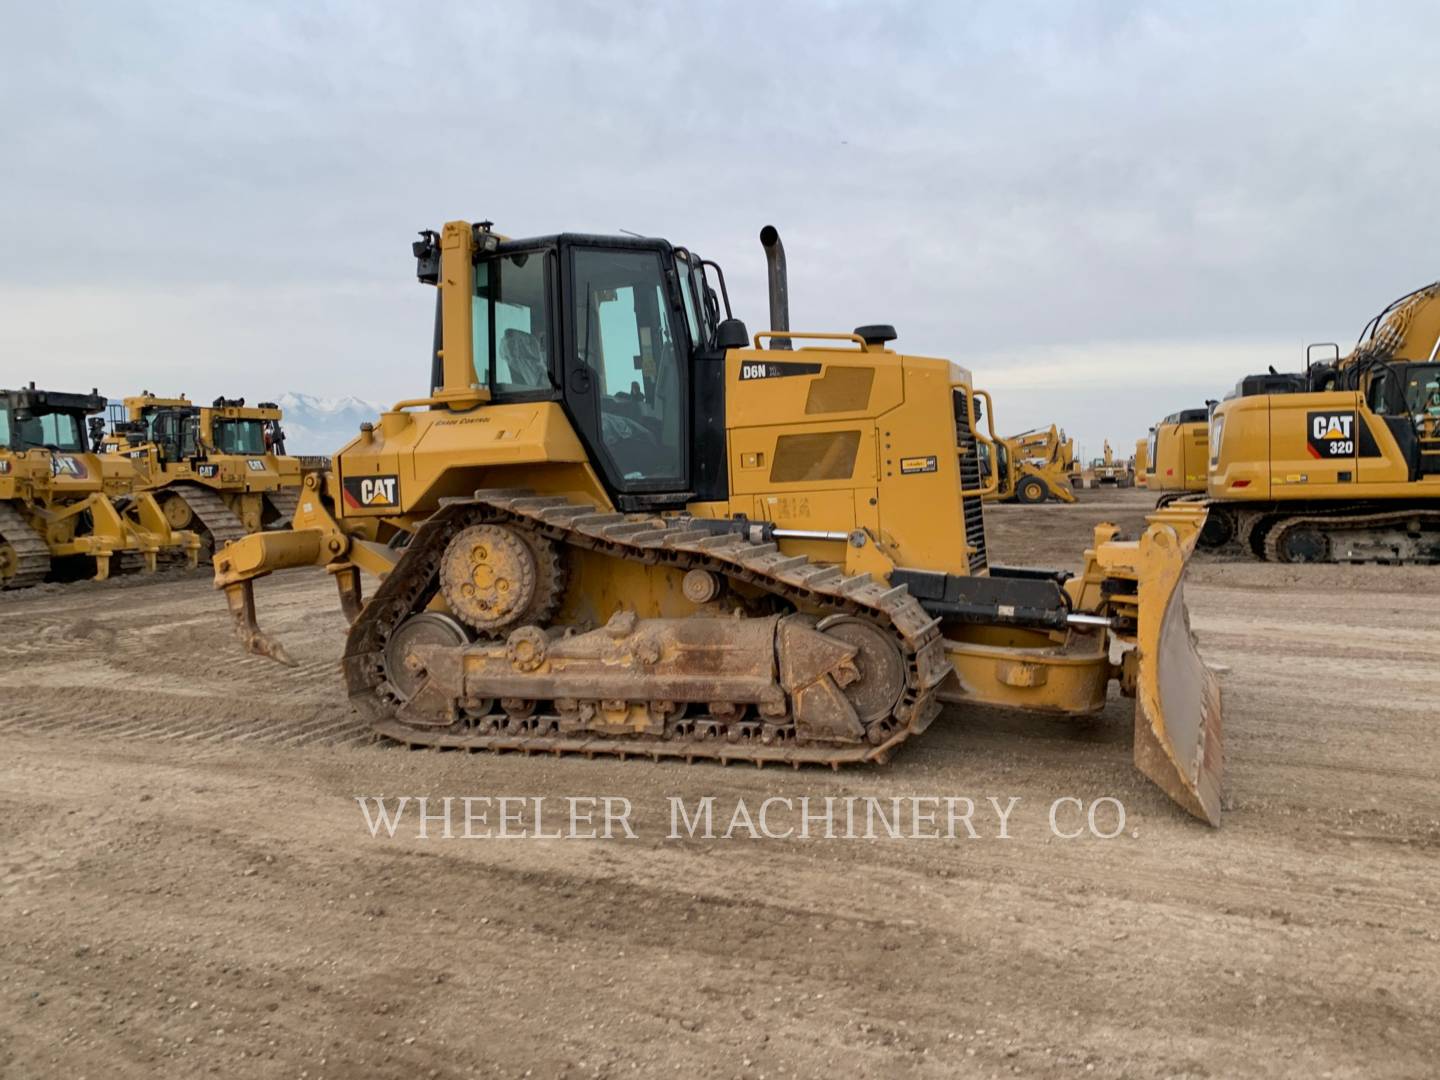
xmin=500 ymin=328 xmax=548 ymax=390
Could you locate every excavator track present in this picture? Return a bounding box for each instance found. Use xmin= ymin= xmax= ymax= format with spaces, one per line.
xmin=345 ymin=490 xmax=953 ymax=767
xmin=171 ymin=483 xmax=248 ymax=551
xmin=265 ymin=488 xmax=299 ymax=524
xmin=1263 ymin=507 xmax=1440 ymax=564
xmin=0 ymin=502 xmax=51 ymax=589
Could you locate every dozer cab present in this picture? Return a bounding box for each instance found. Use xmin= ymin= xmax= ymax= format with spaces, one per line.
xmin=1148 ymin=408 xmax=1210 ymax=508
xmin=103 ymin=393 xmax=306 ymax=556
xmin=977 ymin=425 xmax=1077 ymax=504
xmin=0 ymin=385 xmax=199 ymax=587
xmin=1205 ymin=281 xmax=1440 ymax=562
xmin=214 ymin=220 xmax=1223 ymax=824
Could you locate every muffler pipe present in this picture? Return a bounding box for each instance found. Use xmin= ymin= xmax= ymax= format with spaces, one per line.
xmin=759 ymin=225 xmax=792 ymax=350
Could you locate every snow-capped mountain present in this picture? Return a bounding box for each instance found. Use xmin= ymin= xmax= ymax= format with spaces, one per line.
xmin=273 ymin=392 xmax=385 ymax=455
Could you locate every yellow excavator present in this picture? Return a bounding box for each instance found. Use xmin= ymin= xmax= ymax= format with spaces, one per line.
xmin=212 ymin=220 xmax=1223 ymax=824
xmin=1147 ymin=408 xmax=1209 ymax=508
xmin=978 ymin=425 xmax=1078 ymax=503
xmin=1205 ymin=280 xmax=1440 ymax=561
xmin=103 ymin=393 xmax=306 ymax=557
xmin=0 ymin=385 xmax=199 ymax=587
xmin=1076 ymin=441 xmax=1133 ymax=489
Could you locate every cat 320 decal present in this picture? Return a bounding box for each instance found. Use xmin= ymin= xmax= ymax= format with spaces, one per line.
xmin=1306 ymin=411 xmax=1380 ymax=460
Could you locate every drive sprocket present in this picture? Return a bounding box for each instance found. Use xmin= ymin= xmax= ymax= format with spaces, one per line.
xmin=439 ymin=523 xmax=564 ymax=635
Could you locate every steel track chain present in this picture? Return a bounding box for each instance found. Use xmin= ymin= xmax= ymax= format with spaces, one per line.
xmin=1264 ymin=506 xmax=1440 ymax=565
xmin=343 ymin=490 xmax=952 ymax=767
xmin=171 ymin=482 xmax=249 ymax=549
xmin=0 ymin=501 xmax=51 ymax=589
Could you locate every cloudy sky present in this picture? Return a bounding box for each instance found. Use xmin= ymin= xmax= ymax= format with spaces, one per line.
xmin=3 ymin=1 xmax=1438 ymax=459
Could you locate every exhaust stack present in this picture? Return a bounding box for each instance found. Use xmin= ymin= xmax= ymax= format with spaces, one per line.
xmin=759 ymin=225 xmax=792 ymax=351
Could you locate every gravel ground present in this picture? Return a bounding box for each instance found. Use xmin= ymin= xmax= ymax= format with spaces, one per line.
xmin=2 ymin=488 xmax=1437 ymax=1079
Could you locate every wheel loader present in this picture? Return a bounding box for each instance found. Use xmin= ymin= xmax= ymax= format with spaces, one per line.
xmin=0 ymin=385 xmax=200 ymax=587
xmin=1205 ymin=280 xmax=1440 ymax=562
xmin=213 ymin=220 xmax=1223 ymax=824
xmin=1147 ymin=408 xmax=1209 ymax=508
xmin=977 ymin=426 xmax=1077 ymax=503
xmin=102 ymin=393 xmax=307 ymax=557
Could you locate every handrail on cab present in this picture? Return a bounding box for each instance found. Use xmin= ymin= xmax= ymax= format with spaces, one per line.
xmin=751 ymin=330 xmax=868 ymax=351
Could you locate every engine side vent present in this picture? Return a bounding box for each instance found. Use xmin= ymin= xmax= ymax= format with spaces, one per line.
xmin=952 ymin=389 xmax=989 ymax=573
xmin=769 ymin=430 xmax=862 ymax=484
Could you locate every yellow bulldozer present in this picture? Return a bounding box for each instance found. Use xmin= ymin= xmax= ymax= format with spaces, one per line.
xmin=0 ymin=385 xmax=199 ymax=587
xmin=103 ymin=393 xmax=306 ymax=557
xmin=977 ymin=425 xmax=1077 ymax=503
xmin=1205 ymin=280 xmax=1440 ymax=562
xmin=213 ymin=220 xmax=1223 ymax=824
xmin=1147 ymin=408 xmax=1210 ymax=508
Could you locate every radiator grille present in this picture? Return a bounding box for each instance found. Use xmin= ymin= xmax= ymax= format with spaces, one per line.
xmin=953 ymin=389 xmax=989 ymax=573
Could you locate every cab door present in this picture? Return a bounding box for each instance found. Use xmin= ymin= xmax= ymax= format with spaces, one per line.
xmin=562 ymin=241 xmax=692 ymax=509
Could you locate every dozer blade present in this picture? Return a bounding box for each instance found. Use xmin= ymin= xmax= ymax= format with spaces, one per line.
xmin=1129 ymin=506 xmax=1223 ymax=825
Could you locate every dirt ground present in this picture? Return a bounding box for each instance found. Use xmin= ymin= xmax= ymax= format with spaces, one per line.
xmin=2 ymin=488 xmax=1437 ymax=1079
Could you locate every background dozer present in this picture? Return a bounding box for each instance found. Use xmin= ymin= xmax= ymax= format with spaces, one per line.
xmin=1205 ymin=280 xmax=1440 ymax=562
xmin=213 ymin=220 xmax=1223 ymax=824
xmin=0 ymin=385 xmax=199 ymax=587
xmin=977 ymin=425 xmax=1077 ymax=503
xmin=1147 ymin=408 xmax=1209 ymax=508
xmin=103 ymin=393 xmax=307 ymax=557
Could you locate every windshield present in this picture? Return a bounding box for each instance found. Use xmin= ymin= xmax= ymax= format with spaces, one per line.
xmin=1401 ymin=363 xmax=1440 ymax=414
xmin=2 ymin=408 xmax=86 ymax=452
xmin=213 ymin=419 xmax=267 ymax=455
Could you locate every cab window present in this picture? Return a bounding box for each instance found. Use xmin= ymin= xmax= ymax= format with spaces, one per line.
xmin=474 ymin=252 xmax=553 ymax=396
xmin=9 ymin=410 xmax=84 ymax=452
xmin=213 ymin=419 xmax=266 ymax=455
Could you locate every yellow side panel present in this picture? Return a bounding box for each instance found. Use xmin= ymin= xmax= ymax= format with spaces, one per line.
xmin=1356 ymin=413 xmax=1413 ymax=484
xmin=338 ymin=401 xmax=596 ymax=515
xmin=723 ymin=346 xmax=974 ymax=575
xmin=1208 ymin=396 xmax=1271 ymax=498
xmin=874 ymin=361 xmax=974 ymax=575
xmin=1265 ymin=390 xmax=1359 ymax=495
xmin=1181 ymin=424 xmax=1209 ymax=491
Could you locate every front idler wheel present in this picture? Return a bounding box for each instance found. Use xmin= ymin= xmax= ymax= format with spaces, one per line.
xmin=815 ymin=615 xmax=907 ymax=727
xmin=383 ymin=612 xmax=470 ymax=702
